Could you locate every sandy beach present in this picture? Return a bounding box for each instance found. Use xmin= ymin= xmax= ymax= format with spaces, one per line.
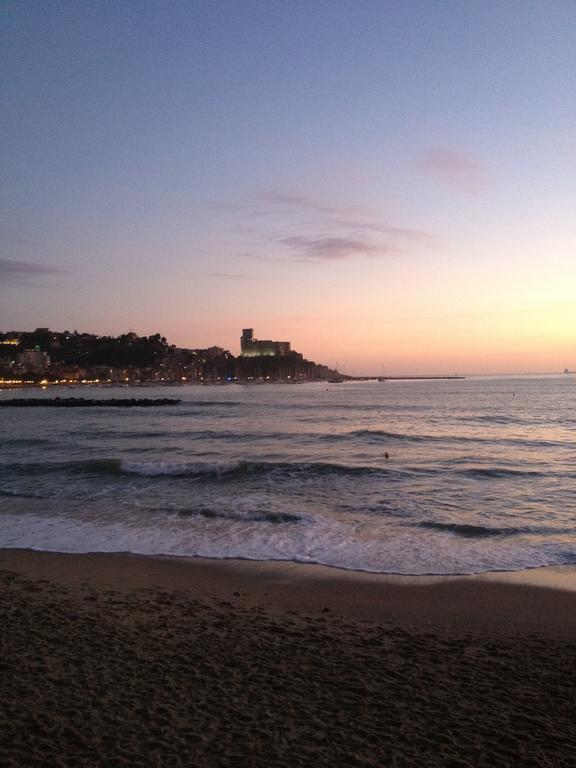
xmin=2 ymin=549 xmax=576 ymax=767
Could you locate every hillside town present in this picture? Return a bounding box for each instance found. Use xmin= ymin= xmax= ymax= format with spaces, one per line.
xmin=0 ymin=327 xmax=341 ymax=386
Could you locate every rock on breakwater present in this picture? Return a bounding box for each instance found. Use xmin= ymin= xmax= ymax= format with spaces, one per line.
xmin=0 ymin=397 xmax=181 ymax=408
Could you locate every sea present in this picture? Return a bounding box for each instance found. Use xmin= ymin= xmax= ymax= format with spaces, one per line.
xmin=1 ymin=375 xmax=575 ymax=576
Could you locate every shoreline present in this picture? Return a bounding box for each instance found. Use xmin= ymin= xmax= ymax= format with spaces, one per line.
xmin=3 ymin=547 xmax=576 ymax=637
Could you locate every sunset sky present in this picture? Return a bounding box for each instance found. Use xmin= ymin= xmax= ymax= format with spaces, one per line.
xmin=1 ymin=1 xmax=574 ymax=374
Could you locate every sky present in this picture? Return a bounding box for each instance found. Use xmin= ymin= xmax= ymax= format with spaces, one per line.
xmin=1 ymin=0 xmax=574 ymax=374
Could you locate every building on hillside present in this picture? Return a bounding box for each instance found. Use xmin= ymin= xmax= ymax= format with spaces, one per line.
xmin=240 ymin=328 xmax=291 ymax=357
xmin=17 ymin=348 xmax=50 ymax=372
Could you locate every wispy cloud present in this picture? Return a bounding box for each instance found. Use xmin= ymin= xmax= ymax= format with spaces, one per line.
xmin=416 ymin=149 xmax=485 ymax=193
xmin=0 ymin=258 xmax=64 ymax=285
xmin=210 ymin=190 xmax=435 ymax=263
xmin=263 ymin=191 xmax=433 ymax=241
xmin=279 ymin=236 xmax=384 ymax=262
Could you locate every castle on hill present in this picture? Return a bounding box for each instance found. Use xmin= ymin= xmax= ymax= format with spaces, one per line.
xmin=240 ymin=328 xmax=291 ymax=358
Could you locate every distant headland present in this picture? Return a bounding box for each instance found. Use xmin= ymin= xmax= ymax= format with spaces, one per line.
xmin=0 ymin=326 xmax=342 ymax=387
xmin=0 ymin=326 xmax=469 ymax=388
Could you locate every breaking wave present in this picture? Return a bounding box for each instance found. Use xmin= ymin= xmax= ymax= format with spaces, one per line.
xmin=1 ymin=458 xmax=392 ymax=481
xmin=176 ymin=507 xmax=302 ymax=524
xmin=119 ymin=459 xmax=387 ymax=480
xmin=417 ymin=521 xmax=575 ymax=538
xmin=322 ymin=429 xmax=574 ymax=449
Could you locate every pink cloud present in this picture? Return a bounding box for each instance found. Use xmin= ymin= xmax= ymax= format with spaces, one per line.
xmin=210 ymin=189 xmax=436 ymax=263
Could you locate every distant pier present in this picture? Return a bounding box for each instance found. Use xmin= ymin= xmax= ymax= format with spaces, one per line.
xmin=376 ymin=375 xmax=465 ymax=381
xmin=343 ymin=375 xmax=466 ymax=382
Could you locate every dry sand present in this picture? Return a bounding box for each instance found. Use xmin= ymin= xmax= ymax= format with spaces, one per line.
xmin=2 ymin=549 xmax=576 ymax=767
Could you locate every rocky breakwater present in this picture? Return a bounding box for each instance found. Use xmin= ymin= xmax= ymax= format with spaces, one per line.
xmin=0 ymin=397 xmax=181 ymax=408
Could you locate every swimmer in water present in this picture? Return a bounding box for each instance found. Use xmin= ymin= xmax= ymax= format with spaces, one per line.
xmin=384 ymin=452 xmax=389 ymax=460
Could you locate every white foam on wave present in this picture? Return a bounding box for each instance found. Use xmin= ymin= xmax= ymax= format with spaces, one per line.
xmin=120 ymin=460 xmax=244 ymax=477
xmin=1 ymin=504 xmax=574 ymax=576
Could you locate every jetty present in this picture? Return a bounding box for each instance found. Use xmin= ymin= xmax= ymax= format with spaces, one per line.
xmin=377 ymin=375 xmax=465 ymax=381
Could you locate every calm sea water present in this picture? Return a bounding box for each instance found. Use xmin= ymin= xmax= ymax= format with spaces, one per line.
xmin=1 ymin=376 xmax=575 ymax=575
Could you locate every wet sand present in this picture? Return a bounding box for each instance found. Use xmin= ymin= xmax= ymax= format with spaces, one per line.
xmin=2 ymin=549 xmax=576 ymax=767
